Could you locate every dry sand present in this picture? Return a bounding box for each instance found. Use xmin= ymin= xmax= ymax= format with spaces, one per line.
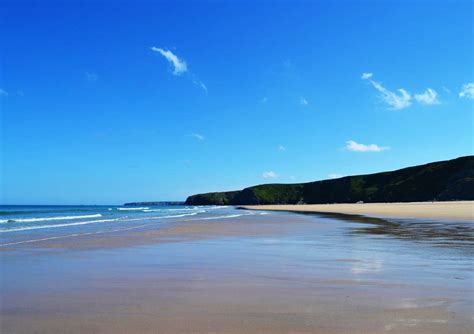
xmin=242 ymin=201 xmax=474 ymax=221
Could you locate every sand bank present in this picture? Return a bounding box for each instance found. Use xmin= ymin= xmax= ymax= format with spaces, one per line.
xmin=242 ymin=201 xmax=474 ymax=221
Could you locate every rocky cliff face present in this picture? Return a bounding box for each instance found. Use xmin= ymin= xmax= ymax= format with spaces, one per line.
xmin=185 ymin=156 xmax=474 ymax=205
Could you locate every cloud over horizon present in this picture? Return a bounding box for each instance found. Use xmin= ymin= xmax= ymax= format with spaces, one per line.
xmin=262 ymin=171 xmax=279 ymax=179
xmin=346 ymin=140 xmax=389 ymax=152
xmin=328 ymin=173 xmax=345 ymax=179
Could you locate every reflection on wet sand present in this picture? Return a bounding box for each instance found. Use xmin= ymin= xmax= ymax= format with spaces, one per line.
xmin=307 ymin=212 xmax=473 ymax=249
xmin=1 ymin=210 xmax=472 ymax=333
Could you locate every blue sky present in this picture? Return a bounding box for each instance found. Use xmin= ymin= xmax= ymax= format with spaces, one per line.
xmin=1 ymin=1 xmax=473 ymax=205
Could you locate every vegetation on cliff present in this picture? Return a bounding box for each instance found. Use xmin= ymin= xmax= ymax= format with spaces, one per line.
xmin=185 ymin=156 xmax=474 ymax=205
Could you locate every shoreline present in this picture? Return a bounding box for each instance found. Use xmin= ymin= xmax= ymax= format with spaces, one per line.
xmin=241 ymin=201 xmax=474 ymax=221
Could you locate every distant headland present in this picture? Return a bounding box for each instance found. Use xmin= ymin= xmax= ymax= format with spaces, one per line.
xmin=185 ymin=156 xmax=474 ymax=205
xmin=124 ymin=201 xmax=185 ymax=207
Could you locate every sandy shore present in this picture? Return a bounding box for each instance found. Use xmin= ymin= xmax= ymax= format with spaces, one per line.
xmin=242 ymin=201 xmax=474 ymax=221
xmin=1 ymin=211 xmax=473 ymax=333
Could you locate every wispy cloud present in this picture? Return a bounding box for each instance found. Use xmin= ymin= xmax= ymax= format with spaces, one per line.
xmin=442 ymin=86 xmax=451 ymax=94
xmin=85 ymin=72 xmax=98 ymax=81
xmin=192 ymin=78 xmax=208 ymax=93
xmin=0 ymin=88 xmax=8 ymax=96
xmin=459 ymin=83 xmax=474 ymax=100
xmin=278 ymin=145 xmax=286 ymax=152
xmin=150 ymin=47 xmax=187 ymax=75
xmin=150 ymin=47 xmax=207 ymax=93
xmin=346 ymin=140 xmax=389 ymax=152
xmin=262 ymin=171 xmax=279 ymax=179
xmin=300 ymin=96 xmax=308 ymax=106
xmin=191 ymin=133 xmax=204 ymax=141
xmin=414 ymin=88 xmax=440 ymax=105
xmin=328 ymin=173 xmax=345 ymax=179
xmin=366 ymin=77 xmax=411 ymax=109
xmin=362 ymin=73 xmax=445 ymax=109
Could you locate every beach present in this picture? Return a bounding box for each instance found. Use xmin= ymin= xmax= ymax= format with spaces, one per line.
xmin=1 ymin=205 xmax=473 ymax=333
xmin=242 ymin=201 xmax=474 ymax=221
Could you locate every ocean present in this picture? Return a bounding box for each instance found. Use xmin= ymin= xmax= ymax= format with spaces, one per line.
xmin=0 ymin=205 xmax=250 ymax=246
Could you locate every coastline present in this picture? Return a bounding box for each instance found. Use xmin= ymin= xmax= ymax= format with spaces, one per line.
xmin=241 ymin=201 xmax=474 ymax=221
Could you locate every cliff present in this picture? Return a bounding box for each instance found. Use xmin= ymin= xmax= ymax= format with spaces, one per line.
xmin=185 ymin=156 xmax=474 ymax=205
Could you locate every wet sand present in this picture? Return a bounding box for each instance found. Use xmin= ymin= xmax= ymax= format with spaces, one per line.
xmin=242 ymin=201 xmax=474 ymax=221
xmin=1 ymin=211 xmax=473 ymax=333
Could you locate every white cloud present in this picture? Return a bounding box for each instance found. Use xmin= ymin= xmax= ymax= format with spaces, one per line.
xmin=363 ymin=73 xmax=444 ymax=109
xmin=300 ymin=96 xmax=308 ymax=106
xmin=459 ymin=83 xmax=474 ymax=99
xmin=0 ymin=88 xmax=8 ymax=96
xmin=85 ymin=72 xmax=98 ymax=81
xmin=414 ymin=88 xmax=440 ymax=105
xmin=369 ymin=80 xmax=411 ymax=110
xmin=191 ymin=133 xmax=204 ymax=141
xmin=362 ymin=73 xmax=412 ymax=110
xmin=278 ymin=145 xmax=286 ymax=151
xmin=151 ymin=47 xmax=206 ymax=93
xmin=328 ymin=173 xmax=345 ymax=179
xmin=192 ymin=78 xmax=208 ymax=93
xmin=262 ymin=171 xmax=279 ymax=179
xmin=346 ymin=140 xmax=389 ymax=152
xmin=442 ymin=86 xmax=451 ymax=94
xmin=150 ymin=47 xmax=187 ymax=75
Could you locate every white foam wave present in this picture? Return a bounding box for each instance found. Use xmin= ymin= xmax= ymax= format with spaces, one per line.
xmin=143 ymin=207 xmax=201 ymax=213
xmin=117 ymin=207 xmax=148 ymax=211
xmin=185 ymin=213 xmax=248 ymax=221
xmin=0 ymin=214 xmax=103 ymax=224
xmin=0 ymin=218 xmax=118 ymax=233
xmin=200 ymin=206 xmax=229 ymax=210
xmin=165 ymin=207 xmax=199 ymax=211
xmin=160 ymin=212 xmax=202 ymax=219
xmin=105 ymin=210 xmax=206 ymax=223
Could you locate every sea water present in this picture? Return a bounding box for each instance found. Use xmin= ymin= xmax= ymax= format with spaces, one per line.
xmin=0 ymin=205 xmax=247 ymax=246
